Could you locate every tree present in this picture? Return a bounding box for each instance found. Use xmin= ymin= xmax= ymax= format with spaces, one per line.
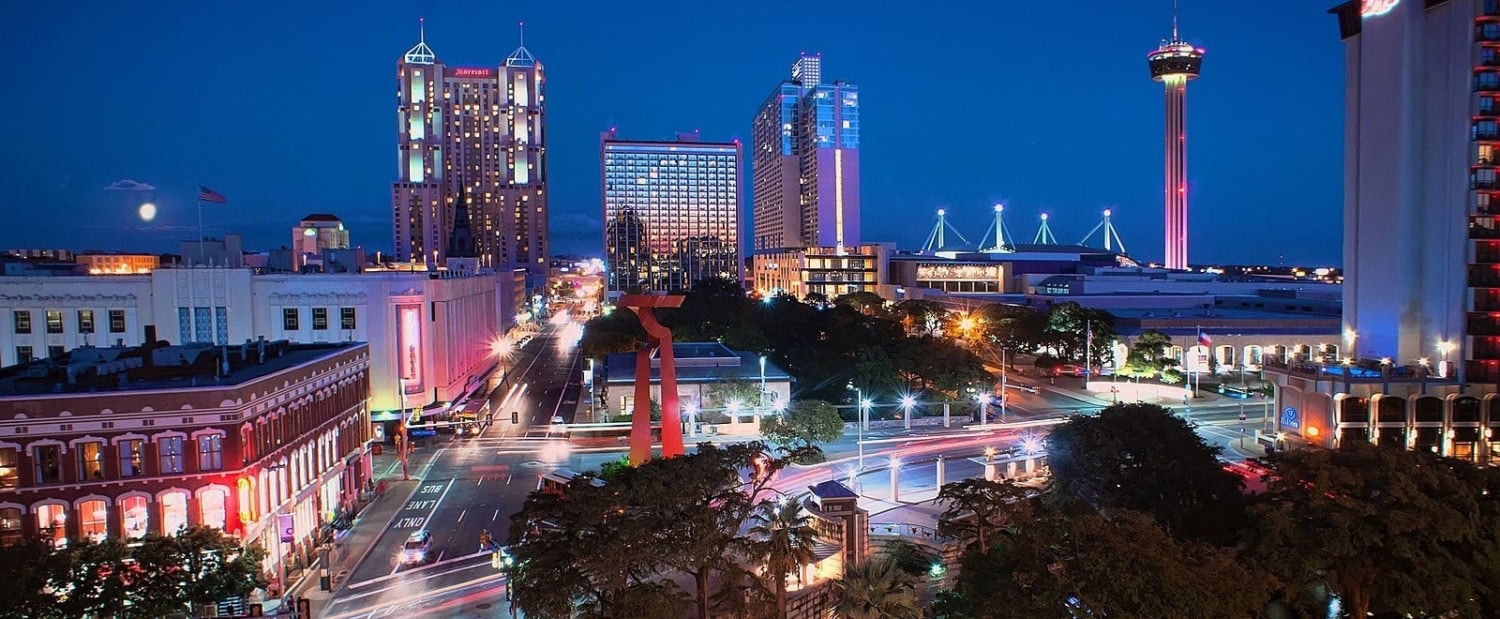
xmin=508 ymin=442 xmax=798 ymax=619
xmin=831 ymin=558 xmax=921 ymax=619
xmin=1046 ymin=403 xmax=1245 ymax=544
xmin=880 ymin=539 xmax=937 ymax=579
xmin=747 ymin=499 xmax=820 ymax=619
xmin=1041 ymin=302 xmax=1116 ymax=366
xmin=834 ymin=291 xmax=889 ymax=318
xmin=850 ymin=347 xmax=901 ymax=397
xmin=1131 ymin=329 xmax=1173 ymax=363
xmin=1159 ymin=367 xmax=1184 ymax=385
xmin=935 ymin=478 xmax=1031 ymax=555
xmin=705 ymin=371 xmax=763 ymax=411
xmin=975 ymin=304 xmax=1047 ymax=359
xmin=893 ymin=300 xmax=948 ymax=336
xmin=57 ymin=538 xmax=134 ymax=617
xmin=761 ymin=400 xmax=844 ymax=455
xmin=1248 ymin=443 xmax=1493 ymax=618
xmin=126 ymin=527 xmax=266 ymax=617
xmin=933 ymin=510 xmax=1272 ymax=618
xmin=0 ymin=538 xmax=67 ymax=618
xmin=1116 ymin=350 xmax=1159 ymax=382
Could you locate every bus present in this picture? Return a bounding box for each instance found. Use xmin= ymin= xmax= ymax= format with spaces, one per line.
xmin=537 ymin=468 xmax=605 ymax=494
xmin=452 ymin=398 xmax=492 ymax=437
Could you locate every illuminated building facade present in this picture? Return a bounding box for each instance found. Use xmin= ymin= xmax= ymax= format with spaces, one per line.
xmin=76 ymin=254 xmax=160 ymax=275
xmin=602 ymin=130 xmax=741 ymax=295
xmin=752 ymin=244 xmax=888 ymax=300
xmin=292 ymin=214 xmax=350 ymax=255
xmin=0 ymin=268 xmax=511 ymax=419
xmin=392 ymin=23 xmax=549 ymax=288
xmin=0 ymin=341 xmax=371 ymax=584
xmin=1147 ymin=19 xmax=1204 ymax=270
xmin=1253 ymin=0 xmax=1500 ymax=462
xmin=751 ymin=54 xmax=860 ymax=252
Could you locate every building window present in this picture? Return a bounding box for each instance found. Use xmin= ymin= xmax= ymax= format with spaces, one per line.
xmin=44 ymin=310 xmax=62 ymax=334
xmin=32 ymin=445 xmax=61 ymax=484
xmin=0 ymin=508 xmax=21 ymax=546
xmin=200 ymin=488 xmax=227 ymax=530
xmin=160 ymin=491 xmax=188 ymax=534
xmin=121 ymin=496 xmax=148 ymax=539
xmin=0 ymin=448 xmax=15 ymax=488
xmin=108 ymin=310 xmax=126 ymax=333
xmin=36 ymin=504 xmax=66 ymax=548
xmin=312 ymin=307 xmax=328 ymax=331
xmin=283 ymin=308 xmax=299 ymax=331
xmin=197 ymin=434 xmax=223 ymax=471
xmin=47 ymin=345 xmax=64 ymax=359
xmin=157 ymin=437 xmax=184 ymax=474
xmin=76 ymin=441 xmax=104 ymax=480
xmin=340 ymin=307 xmax=357 ymax=330
xmin=79 ymin=499 xmax=107 ymax=542
xmin=13 ymin=311 xmax=30 ymax=334
xmin=13 ymin=346 xmax=30 ymax=364
xmin=77 ymin=310 xmax=94 ymax=334
xmin=118 ymin=439 xmax=143 ymax=477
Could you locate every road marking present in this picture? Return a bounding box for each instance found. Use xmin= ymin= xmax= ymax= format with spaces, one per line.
xmin=406 ymin=500 xmax=436 ymax=510
xmin=476 ymin=478 xmax=483 ymax=487
xmin=457 ymin=509 xmax=466 ymax=523
xmin=421 ymin=484 xmax=443 ymax=494
xmin=395 ymin=516 xmax=426 ymax=529
xmin=492 ymin=509 xmax=500 ymax=521
xmin=389 ymin=479 xmax=455 ymax=575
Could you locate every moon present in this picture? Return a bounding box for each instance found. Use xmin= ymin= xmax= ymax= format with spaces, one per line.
xmin=138 ymin=202 xmax=157 ymax=222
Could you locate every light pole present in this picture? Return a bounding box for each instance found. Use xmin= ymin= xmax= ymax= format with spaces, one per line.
xmin=857 ymin=392 xmax=871 ymax=472
xmin=900 ymin=395 xmax=915 ymax=431
xmin=1439 ymin=341 xmax=1454 ymax=378
xmin=759 ymin=355 xmax=768 ymax=415
xmin=398 ymin=378 xmax=411 ymax=481
xmin=889 ymin=456 xmax=902 ymax=502
xmin=1000 ymin=346 xmax=1009 ymax=421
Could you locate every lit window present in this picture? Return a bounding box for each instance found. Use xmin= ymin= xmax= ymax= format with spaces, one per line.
xmin=160 ymin=492 xmax=189 ymax=534
xmin=79 ymin=500 xmax=107 ymax=542
xmin=36 ymin=504 xmax=67 ymax=548
xmin=200 ymin=489 xmax=227 ymax=530
xmin=121 ymin=496 xmax=148 ymax=539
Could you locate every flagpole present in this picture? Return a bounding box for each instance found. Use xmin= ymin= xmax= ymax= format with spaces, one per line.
xmin=196 ymin=195 xmax=205 ymax=267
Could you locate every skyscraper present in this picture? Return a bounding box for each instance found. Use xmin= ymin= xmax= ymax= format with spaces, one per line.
xmin=751 ymin=54 xmax=860 ymax=252
xmin=1332 ymin=0 xmax=1495 ymax=382
xmin=602 ymin=130 xmax=741 ymax=295
xmin=392 ymin=22 xmax=548 ymax=287
xmin=1147 ymin=16 xmax=1204 ymax=271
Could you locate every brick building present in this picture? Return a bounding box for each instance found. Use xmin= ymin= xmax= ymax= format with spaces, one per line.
xmin=0 ymin=340 xmax=370 ymax=581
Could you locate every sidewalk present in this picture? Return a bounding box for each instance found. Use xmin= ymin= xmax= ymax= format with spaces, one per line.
xmin=262 ymin=451 xmax=422 ymax=617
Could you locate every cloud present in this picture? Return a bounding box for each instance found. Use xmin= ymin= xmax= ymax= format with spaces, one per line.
xmin=104 ymin=179 xmax=155 ymax=191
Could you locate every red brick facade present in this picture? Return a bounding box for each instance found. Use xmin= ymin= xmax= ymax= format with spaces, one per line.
xmin=0 ymin=344 xmax=371 ymax=554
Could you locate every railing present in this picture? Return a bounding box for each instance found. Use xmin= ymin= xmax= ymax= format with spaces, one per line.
xmin=867 ymin=522 xmax=951 ymax=544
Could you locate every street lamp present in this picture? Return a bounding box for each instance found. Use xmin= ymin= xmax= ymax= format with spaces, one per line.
xmin=1438 ymin=341 xmax=1455 ymax=378
xmin=975 ymin=392 xmax=988 ymax=427
xmin=983 ymin=446 xmax=997 ymax=462
xmin=857 ymin=392 xmax=872 ymax=472
xmin=899 ymin=394 xmax=916 ymax=430
xmin=684 ymin=401 xmax=698 ymax=437
xmin=759 ymin=355 xmax=768 ymax=414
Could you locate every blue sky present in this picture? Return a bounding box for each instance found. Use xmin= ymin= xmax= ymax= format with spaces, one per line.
xmin=0 ymin=0 xmax=1344 ymax=265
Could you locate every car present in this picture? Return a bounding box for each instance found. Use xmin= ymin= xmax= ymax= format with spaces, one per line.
xmin=401 ymin=530 xmax=432 ymax=564
xmin=549 ymin=415 xmax=566 ymax=426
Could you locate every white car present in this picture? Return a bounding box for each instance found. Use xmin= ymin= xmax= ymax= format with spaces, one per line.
xmin=401 ymin=530 xmax=432 ymax=564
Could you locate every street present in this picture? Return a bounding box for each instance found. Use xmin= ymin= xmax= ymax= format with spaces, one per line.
xmin=322 ymin=322 xmax=1269 ymax=618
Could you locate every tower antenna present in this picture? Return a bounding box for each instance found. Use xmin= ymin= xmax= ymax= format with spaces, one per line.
xmin=420 ymin=17 xmax=426 ymax=43
xmin=1172 ymin=0 xmax=1179 ymax=41
xmin=519 ymin=21 xmax=525 ymax=47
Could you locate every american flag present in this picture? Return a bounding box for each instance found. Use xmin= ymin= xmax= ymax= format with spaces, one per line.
xmin=198 ymin=185 xmax=228 ymax=204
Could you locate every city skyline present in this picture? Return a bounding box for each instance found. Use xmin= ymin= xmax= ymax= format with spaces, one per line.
xmin=2 ymin=1 xmax=1343 ymax=265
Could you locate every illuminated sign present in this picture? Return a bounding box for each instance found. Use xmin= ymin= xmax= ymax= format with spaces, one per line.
xmin=398 ymin=305 xmax=423 ymax=387
xmin=450 ymin=67 xmax=493 ymax=78
xmin=1280 ymin=406 xmax=1301 ymax=430
xmin=1360 ymin=0 xmax=1398 ymax=18
xmin=277 ymin=513 xmax=295 ymax=543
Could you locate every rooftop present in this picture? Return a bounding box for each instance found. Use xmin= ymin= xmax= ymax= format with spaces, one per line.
xmin=0 ymin=340 xmax=364 ymax=397
xmin=300 ymin=213 xmax=342 ymax=223
xmin=602 ymin=342 xmax=793 ymax=385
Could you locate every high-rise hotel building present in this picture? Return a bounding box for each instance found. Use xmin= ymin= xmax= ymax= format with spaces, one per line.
xmin=392 ymin=25 xmax=549 ymax=287
xmin=602 ymin=130 xmax=741 ymax=295
xmin=1261 ymin=1 xmax=1500 ymax=461
xmin=751 ymin=54 xmax=861 ymax=252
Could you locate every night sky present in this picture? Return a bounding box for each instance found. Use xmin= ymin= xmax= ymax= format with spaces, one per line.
xmin=2 ymin=1 xmax=1344 ymax=266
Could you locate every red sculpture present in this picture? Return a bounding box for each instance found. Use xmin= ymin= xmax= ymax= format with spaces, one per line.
xmin=619 ymin=294 xmax=685 ymax=464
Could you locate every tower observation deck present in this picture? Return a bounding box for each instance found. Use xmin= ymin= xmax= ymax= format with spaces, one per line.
xmin=1148 ymin=30 xmax=1204 ymax=271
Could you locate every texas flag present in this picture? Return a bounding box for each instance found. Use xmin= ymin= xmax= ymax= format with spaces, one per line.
xmin=1197 ymin=330 xmax=1212 ymax=348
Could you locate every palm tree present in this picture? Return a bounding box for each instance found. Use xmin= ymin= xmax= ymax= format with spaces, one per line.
xmin=832 ymin=558 xmax=921 ymax=619
xmin=747 ymin=499 xmax=820 ymax=619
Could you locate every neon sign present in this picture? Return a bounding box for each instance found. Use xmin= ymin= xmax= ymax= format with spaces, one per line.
xmin=1360 ymin=0 xmax=1399 ymax=18
xmin=450 ymin=67 xmax=493 ymax=78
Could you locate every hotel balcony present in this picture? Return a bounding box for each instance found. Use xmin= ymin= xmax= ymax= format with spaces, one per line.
xmin=1470 ymin=265 xmax=1500 ymax=288
xmin=1262 ymin=357 xmax=1457 ymax=386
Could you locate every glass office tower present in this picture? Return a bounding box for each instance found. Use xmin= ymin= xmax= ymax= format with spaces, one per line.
xmin=601 ymin=130 xmax=742 ymax=295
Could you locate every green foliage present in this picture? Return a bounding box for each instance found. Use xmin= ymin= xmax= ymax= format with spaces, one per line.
xmin=508 ymin=442 xmax=800 ymax=619
xmin=1159 ymin=367 xmax=1185 ymax=385
xmin=834 ymin=291 xmax=890 ymax=317
xmin=705 ymin=371 xmax=762 ymax=411
xmin=935 ymin=478 xmax=1031 ymax=555
xmin=0 ymin=527 xmax=264 ymax=619
xmin=975 ymin=303 xmax=1048 ymax=358
xmin=850 ymin=347 xmax=902 ymax=397
xmin=747 ymin=499 xmax=821 ymax=619
xmin=1247 ymin=443 xmax=1497 ymax=619
xmin=1042 ymin=302 xmax=1117 ymax=366
xmin=1117 ymin=350 xmax=1160 ymax=381
xmin=880 ymin=539 xmax=937 ymax=579
xmin=1046 ymin=402 xmax=1245 ymax=544
xmin=831 ymin=558 xmax=921 ymax=619
xmin=597 ymin=454 xmax=631 ymax=481
xmin=1131 ymin=329 xmax=1173 ymax=362
xmin=761 ymin=400 xmax=844 ymax=455
xmin=579 ymin=310 xmax=645 ymax=360
xmin=893 ymin=300 xmax=948 ymax=336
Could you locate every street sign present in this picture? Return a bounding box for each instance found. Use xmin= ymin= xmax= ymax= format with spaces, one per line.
xmin=1238 ymin=412 xmax=1247 ymax=423
xmin=277 ymin=514 xmax=295 ymax=543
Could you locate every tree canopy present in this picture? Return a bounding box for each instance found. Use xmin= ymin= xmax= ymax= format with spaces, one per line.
xmin=1045 ymin=402 xmax=1245 ymax=544
xmin=761 ymin=399 xmax=844 ymax=458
